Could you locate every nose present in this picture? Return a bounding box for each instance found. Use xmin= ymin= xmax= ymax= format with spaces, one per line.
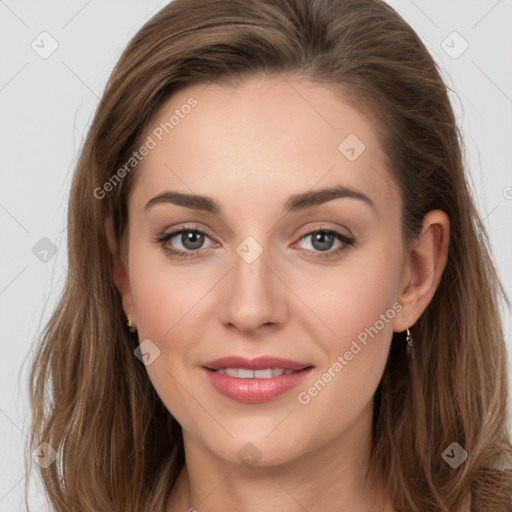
xmin=217 ymin=244 xmax=287 ymax=335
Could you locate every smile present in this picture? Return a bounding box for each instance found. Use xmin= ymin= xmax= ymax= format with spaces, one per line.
xmin=201 ymin=356 xmax=314 ymax=403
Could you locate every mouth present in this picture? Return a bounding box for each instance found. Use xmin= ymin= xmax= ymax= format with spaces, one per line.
xmin=201 ymin=356 xmax=314 ymax=403
xmin=207 ymin=367 xmax=302 ymax=378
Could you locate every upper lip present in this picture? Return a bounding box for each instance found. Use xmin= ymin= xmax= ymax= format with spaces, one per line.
xmin=202 ymin=356 xmax=313 ymax=371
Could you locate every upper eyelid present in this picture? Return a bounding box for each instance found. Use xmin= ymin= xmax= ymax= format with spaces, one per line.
xmin=165 ymin=225 xmax=217 ymax=243
xmin=296 ymin=223 xmax=352 ymax=239
xmin=163 ymin=223 xmax=350 ymax=236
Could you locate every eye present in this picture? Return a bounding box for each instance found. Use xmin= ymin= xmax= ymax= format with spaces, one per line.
xmin=293 ymin=227 xmax=355 ymax=260
xmin=155 ymin=225 xmax=217 ymax=260
xmin=154 ymin=224 xmax=355 ymax=261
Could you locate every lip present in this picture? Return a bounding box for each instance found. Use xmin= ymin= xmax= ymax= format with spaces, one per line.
xmin=203 ymin=356 xmax=311 ymax=371
xmin=201 ymin=356 xmax=314 ymax=403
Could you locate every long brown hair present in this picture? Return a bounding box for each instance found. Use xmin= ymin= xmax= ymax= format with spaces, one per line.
xmin=26 ymin=0 xmax=512 ymax=510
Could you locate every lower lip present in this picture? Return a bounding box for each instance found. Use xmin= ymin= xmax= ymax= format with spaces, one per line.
xmin=202 ymin=367 xmax=313 ymax=403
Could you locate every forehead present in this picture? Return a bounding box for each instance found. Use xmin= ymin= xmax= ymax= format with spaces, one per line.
xmin=129 ymin=76 xmax=398 ymax=218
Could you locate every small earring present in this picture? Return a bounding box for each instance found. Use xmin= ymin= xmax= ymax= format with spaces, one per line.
xmin=405 ymin=327 xmax=413 ymax=357
xmin=127 ymin=316 xmax=135 ymax=331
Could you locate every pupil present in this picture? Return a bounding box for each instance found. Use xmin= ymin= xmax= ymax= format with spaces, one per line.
xmin=183 ymin=231 xmax=204 ymax=250
xmin=313 ymin=231 xmax=333 ymax=251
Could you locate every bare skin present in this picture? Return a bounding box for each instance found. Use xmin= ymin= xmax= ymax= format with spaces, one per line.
xmin=106 ymin=75 xmax=450 ymax=511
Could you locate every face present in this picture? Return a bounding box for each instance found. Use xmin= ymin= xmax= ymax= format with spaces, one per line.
xmin=119 ymin=75 xmax=411 ymax=467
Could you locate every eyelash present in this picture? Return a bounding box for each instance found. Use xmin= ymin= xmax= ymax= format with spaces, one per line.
xmin=154 ymin=224 xmax=356 ymax=261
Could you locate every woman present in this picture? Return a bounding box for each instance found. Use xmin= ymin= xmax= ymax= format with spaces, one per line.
xmin=27 ymin=0 xmax=512 ymax=510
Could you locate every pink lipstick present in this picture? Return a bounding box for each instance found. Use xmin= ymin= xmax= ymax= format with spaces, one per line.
xmin=201 ymin=356 xmax=313 ymax=403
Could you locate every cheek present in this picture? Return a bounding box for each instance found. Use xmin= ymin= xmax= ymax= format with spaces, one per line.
xmin=127 ymin=250 xmax=209 ymax=429
xmin=128 ymin=244 xmax=213 ymax=340
xmin=302 ymin=243 xmax=403 ymax=347
xmin=130 ymin=274 xmax=184 ymax=338
xmin=291 ymin=249 xmax=402 ymax=433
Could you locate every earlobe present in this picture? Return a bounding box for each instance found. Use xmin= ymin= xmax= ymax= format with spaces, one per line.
xmin=393 ymin=210 xmax=450 ymax=332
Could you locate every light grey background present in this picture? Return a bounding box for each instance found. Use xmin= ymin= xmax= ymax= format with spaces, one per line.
xmin=1 ymin=1 xmax=511 ymax=510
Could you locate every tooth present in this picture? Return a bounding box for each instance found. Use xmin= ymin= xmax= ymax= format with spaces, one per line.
xmin=271 ymin=368 xmax=285 ymax=377
xmin=254 ymin=369 xmax=272 ymax=378
xmin=219 ymin=367 xmax=294 ymax=378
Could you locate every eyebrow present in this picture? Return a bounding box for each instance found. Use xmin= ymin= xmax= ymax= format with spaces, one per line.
xmin=144 ymin=184 xmax=377 ymax=215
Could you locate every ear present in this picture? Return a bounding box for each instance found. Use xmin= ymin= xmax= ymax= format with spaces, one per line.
xmin=105 ymin=215 xmax=136 ymax=325
xmin=393 ymin=210 xmax=450 ymax=332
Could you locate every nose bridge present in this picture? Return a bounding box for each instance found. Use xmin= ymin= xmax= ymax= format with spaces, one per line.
xmin=218 ymin=233 xmax=285 ymax=332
